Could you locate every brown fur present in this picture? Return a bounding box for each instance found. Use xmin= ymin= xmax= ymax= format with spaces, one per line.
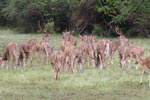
xmin=118 ymin=45 xmax=144 ymax=69
xmin=136 ymin=54 xmax=150 ymax=86
xmin=97 ymin=39 xmax=110 ymax=69
xmin=20 ymin=39 xmax=37 ymax=66
xmin=62 ymin=31 xmax=77 ymax=46
xmin=2 ymin=42 xmax=21 ymax=68
xmin=50 ymin=49 xmax=64 ymax=79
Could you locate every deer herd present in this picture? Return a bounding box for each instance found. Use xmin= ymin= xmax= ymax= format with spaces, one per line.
xmin=0 ymin=26 xmax=150 ymax=87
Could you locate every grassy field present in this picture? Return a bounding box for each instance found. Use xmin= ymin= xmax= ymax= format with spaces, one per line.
xmin=0 ymin=28 xmax=150 ymax=100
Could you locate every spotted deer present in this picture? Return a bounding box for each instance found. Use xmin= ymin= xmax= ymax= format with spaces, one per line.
xmin=118 ymin=45 xmax=144 ymax=69
xmin=97 ymin=39 xmax=111 ymax=69
xmin=79 ymin=34 xmax=97 ymax=67
xmin=49 ymin=49 xmax=64 ymax=80
xmin=135 ymin=53 xmax=150 ymax=87
xmin=62 ymin=31 xmax=77 ymax=46
xmin=109 ymin=26 xmax=129 ymax=64
xmin=34 ymin=20 xmax=51 ymax=64
xmin=2 ymin=42 xmax=22 ymax=69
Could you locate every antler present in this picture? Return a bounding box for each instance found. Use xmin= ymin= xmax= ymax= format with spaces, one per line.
xmin=115 ymin=26 xmax=123 ymax=36
xmin=38 ymin=20 xmax=48 ymax=34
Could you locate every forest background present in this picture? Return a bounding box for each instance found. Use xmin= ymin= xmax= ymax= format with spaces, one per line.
xmin=0 ymin=0 xmax=150 ymax=37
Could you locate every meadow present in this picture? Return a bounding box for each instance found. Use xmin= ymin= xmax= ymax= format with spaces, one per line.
xmin=0 ymin=28 xmax=150 ymax=100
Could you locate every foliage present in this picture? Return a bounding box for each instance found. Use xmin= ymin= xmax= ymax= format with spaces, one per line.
xmin=92 ymin=24 xmax=105 ymax=37
xmin=94 ymin=0 xmax=150 ymax=37
xmin=0 ymin=0 xmax=150 ymax=37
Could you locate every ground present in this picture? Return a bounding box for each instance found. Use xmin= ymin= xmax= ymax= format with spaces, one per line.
xmin=0 ymin=28 xmax=150 ymax=100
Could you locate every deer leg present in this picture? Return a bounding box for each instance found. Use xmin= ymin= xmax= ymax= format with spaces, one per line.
xmin=110 ymin=52 xmax=114 ymax=64
xmin=134 ymin=63 xmax=138 ymax=70
xmin=128 ymin=55 xmax=133 ymax=69
xmin=56 ymin=71 xmax=58 ymax=80
xmin=140 ymin=67 xmax=146 ymax=84
xmin=91 ymin=59 xmax=96 ymax=68
xmin=45 ymin=50 xmax=49 ymax=65
xmin=36 ymin=50 xmax=40 ymax=62
xmin=127 ymin=59 xmax=131 ymax=69
xmin=29 ymin=52 xmax=33 ymax=66
xmin=71 ymin=59 xmax=75 ymax=74
xmin=55 ymin=71 xmax=57 ymax=80
xmin=13 ymin=59 xmax=16 ymax=69
xmin=5 ymin=60 xmax=9 ymax=70
xmin=74 ymin=58 xmax=78 ymax=73
xmin=25 ymin=53 xmax=29 ymax=67
xmin=39 ymin=49 xmax=43 ymax=64
xmin=149 ymin=70 xmax=150 ymax=87
xmin=79 ymin=62 xmax=83 ymax=72
xmin=120 ymin=59 xmax=126 ymax=69
xmin=65 ymin=57 xmax=69 ymax=71
xmin=99 ymin=54 xmax=103 ymax=70
xmin=22 ymin=58 xmax=25 ymax=67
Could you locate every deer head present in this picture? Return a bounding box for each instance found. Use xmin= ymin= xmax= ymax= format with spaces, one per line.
xmin=115 ymin=26 xmax=123 ymax=36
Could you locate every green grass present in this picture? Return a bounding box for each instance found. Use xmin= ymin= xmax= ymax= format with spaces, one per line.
xmin=0 ymin=29 xmax=150 ymax=100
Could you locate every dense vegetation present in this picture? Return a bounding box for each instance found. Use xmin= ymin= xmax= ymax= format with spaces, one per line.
xmin=0 ymin=0 xmax=150 ymax=37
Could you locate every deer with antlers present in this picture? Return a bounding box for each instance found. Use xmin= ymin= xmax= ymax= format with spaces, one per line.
xmin=109 ymin=26 xmax=130 ymax=64
xmin=34 ymin=20 xmax=51 ymax=64
xmin=135 ymin=53 xmax=150 ymax=87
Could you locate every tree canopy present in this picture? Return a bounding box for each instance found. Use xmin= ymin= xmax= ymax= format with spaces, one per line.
xmin=0 ymin=0 xmax=150 ymax=37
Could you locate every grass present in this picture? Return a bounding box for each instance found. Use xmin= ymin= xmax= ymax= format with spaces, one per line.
xmin=0 ymin=29 xmax=150 ymax=100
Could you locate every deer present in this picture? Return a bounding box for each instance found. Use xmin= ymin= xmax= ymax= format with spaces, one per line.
xmin=34 ymin=20 xmax=51 ymax=64
xmin=79 ymin=34 xmax=97 ymax=67
xmin=88 ymin=34 xmax=96 ymax=43
xmin=62 ymin=43 xmax=81 ymax=73
xmin=118 ymin=45 xmax=130 ymax=69
xmin=60 ymin=40 xmax=72 ymax=52
xmin=97 ymin=39 xmax=111 ymax=69
xmin=87 ymin=42 xmax=98 ymax=67
xmin=49 ymin=49 xmax=64 ymax=80
xmin=109 ymin=26 xmax=130 ymax=64
xmin=62 ymin=31 xmax=77 ymax=46
xmin=79 ymin=34 xmax=96 ymax=43
xmin=19 ymin=20 xmax=51 ymax=66
xmin=79 ymin=41 xmax=89 ymax=66
xmin=67 ymin=46 xmax=81 ymax=73
xmin=118 ymin=45 xmax=144 ymax=69
xmin=19 ymin=39 xmax=37 ymax=67
xmin=135 ymin=53 xmax=150 ymax=87
xmin=62 ymin=31 xmax=70 ymax=41
xmin=79 ymin=34 xmax=88 ymax=42
xmin=2 ymin=42 xmax=22 ymax=69
xmin=79 ymin=35 xmax=91 ymax=67
xmin=37 ymin=41 xmax=51 ymax=64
